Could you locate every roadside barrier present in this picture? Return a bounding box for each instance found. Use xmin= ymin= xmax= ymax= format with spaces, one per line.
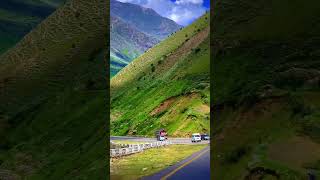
xmin=110 ymin=141 xmax=172 ymax=158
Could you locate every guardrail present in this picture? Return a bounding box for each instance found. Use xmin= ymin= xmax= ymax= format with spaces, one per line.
xmin=110 ymin=141 xmax=172 ymax=158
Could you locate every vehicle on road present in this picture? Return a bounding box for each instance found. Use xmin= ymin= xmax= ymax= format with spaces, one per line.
xmin=201 ymin=134 xmax=210 ymax=140
xmin=191 ymin=133 xmax=201 ymax=142
xmin=155 ymin=129 xmax=167 ymax=141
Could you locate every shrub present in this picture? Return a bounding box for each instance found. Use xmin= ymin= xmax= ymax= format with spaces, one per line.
xmin=151 ymin=66 xmax=155 ymax=72
xmin=181 ymin=108 xmax=188 ymax=113
xmin=154 ymin=110 xmax=167 ymax=118
xmin=289 ymin=94 xmax=312 ymax=117
xmin=85 ymin=79 xmax=95 ymax=90
xmin=224 ymin=146 xmax=249 ymax=164
xmin=75 ymin=12 xmax=80 ymax=18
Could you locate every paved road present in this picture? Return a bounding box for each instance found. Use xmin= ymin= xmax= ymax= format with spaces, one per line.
xmin=142 ymin=146 xmax=210 ymax=180
xmin=110 ymin=136 xmax=209 ymax=145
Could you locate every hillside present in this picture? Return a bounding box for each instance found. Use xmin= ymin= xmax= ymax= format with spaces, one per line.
xmin=213 ymin=0 xmax=320 ymax=179
xmin=0 ymin=0 xmax=107 ymax=179
xmin=0 ymin=0 xmax=64 ymax=54
xmin=110 ymin=0 xmax=182 ymax=76
xmin=110 ymin=12 xmax=210 ymax=137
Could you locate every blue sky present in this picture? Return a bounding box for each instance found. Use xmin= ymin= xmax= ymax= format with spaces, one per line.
xmin=117 ymin=0 xmax=210 ymax=26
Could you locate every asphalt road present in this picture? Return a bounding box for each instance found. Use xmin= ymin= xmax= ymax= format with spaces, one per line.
xmin=142 ymin=146 xmax=210 ymax=180
xmin=110 ymin=136 xmax=210 ymax=145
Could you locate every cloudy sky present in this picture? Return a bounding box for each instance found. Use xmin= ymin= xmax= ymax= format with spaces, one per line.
xmin=117 ymin=0 xmax=210 ymax=26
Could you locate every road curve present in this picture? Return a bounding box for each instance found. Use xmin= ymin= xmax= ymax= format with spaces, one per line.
xmin=110 ymin=136 xmax=209 ymax=145
xmin=142 ymin=146 xmax=210 ymax=180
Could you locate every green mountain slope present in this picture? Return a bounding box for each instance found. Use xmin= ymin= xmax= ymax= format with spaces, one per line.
xmin=0 ymin=0 xmax=107 ymax=179
xmin=111 ymin=13 xmax=210 ymax=137
xmin=0 ymin=0 xmax=64 ymax=54
xmin=213 ymin=0 xmax=320 ymax=179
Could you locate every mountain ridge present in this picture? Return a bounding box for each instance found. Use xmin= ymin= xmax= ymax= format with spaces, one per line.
xmin=0 ymin=0 xmax=65 ymax=54
xmin=110 ymin=0 xmax=182 ymax=76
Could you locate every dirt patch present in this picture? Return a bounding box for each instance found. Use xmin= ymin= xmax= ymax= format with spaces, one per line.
xmin=268 ymin=136 xmax=320 ymax=169
xmin=150 ymin=93 xmax=199 ymax=117
xmin=111 ymin=111 xmax=122 ymax=122
xmin=228 ymin=98 xmax=285 ymax=130
xmin=195 ymin=104 xmax=210 ymax=114
xmin=150 ymin=96 xmax=178 ymax=116
xmin=154 ymin=27 xmax=210 ymax=76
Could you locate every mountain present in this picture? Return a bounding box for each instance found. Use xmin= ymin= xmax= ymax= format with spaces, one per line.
xmin=111 ymin=0 xmax=182 ymax=40
xmin=110 ymin=0 xmax=182 ymax=77
xmin=0 ymin=0 xmax=107 ymax=179
xmin=110 ymin=15 xmax=159 ymax=76
xmin=0 ymin=0 xmax=64 ymax=54
xmin=111 ymin=12 xmax=210 ymax=137
xmin=213 ymin=0 xmax=320 ymax=179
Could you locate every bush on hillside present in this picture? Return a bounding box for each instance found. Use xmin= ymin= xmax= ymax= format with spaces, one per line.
xmin=85 ymin=79 xmax=95 ymax=90
xmin=224 ymin=146 xmax=249 ymax=164
xmin=0 ymin=138 xmax=11 ymax=151
xmin=181 ymin=108 xmax=188 ymax=113
xmin=288 ymin=94 xmax=313 ymax=117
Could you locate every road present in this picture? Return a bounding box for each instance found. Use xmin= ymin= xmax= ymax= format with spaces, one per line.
xmin=142 ymin=146 xmax=210 ymax=180
xmin=110 ymin=136 xmax=209 ymax=145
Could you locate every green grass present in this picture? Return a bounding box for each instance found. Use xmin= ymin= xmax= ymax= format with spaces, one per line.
xmin=0 ymin=1 xmax=62 ymax=55
xmin=111 ymin=34 xmax=210 ymax=136
xmin=212 ymin=0 xmax=320 ymax=178
xmin=0 ymin=0 xmax=108 ymax=179
xmin=110 ymin=12 xmax=210 ymax=137
xmin=0 ymin=90 xmax=107 ymax=179
xmin=110 ymin=144 xmax=207 ymax=180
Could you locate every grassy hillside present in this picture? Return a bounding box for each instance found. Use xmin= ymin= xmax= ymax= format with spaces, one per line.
xmin=0 ymin=0 xmax=107 ymax=179
xmin=0 ymin=0 xmax=64 ymax=54
xmin=213 ymin=0 xmax=320 ymax=179
xmin=111 ymin=13 xmax=210 ymax=137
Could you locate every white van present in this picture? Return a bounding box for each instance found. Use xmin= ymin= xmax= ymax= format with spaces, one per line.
xmin=191 ymin=133 xmax=201 ymax=142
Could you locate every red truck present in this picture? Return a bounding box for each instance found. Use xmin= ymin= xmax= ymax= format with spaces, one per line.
xmin=155 ymin=129 xmax=167 ymax=141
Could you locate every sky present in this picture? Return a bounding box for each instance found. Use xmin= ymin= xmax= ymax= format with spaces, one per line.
xmin=117 ymin=0 xmax=210 ymax=26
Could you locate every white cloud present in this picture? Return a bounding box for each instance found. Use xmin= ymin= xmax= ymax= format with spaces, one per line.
xmin=175 ymin=0 xmax=203 ymax=5
xmin=116 ymin=0 xmax=207 ymax=26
